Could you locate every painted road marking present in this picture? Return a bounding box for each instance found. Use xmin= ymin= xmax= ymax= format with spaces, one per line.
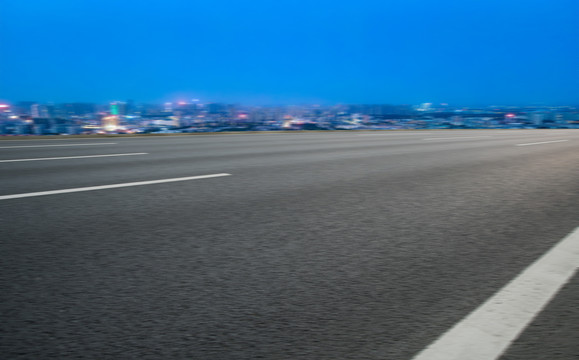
xmin=423 ymin=136 xmax=492 ymax=141
xmin=0 ymin=173 xmax=232 ymax=200
xmin=357 ymin=132 xmax=432 ymax=136
xmin=0 ymin=153 xmax=148 ymax=163
xmin=0 ymin=143 xmax=117 ymax=149
xmin=412 ymin=227 xmax=579 ymax=360
xmin=516 ymin=140 xmax=568 ymax=146
xmin=0 ymin=138 xmax=115 ymax=141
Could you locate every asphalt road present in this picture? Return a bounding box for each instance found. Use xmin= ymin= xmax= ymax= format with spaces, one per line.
xmin=1 ymin=130 xmax=578 ymax=359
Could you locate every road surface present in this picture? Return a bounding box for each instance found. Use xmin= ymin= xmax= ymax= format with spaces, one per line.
xmin=1 ymin=130 xmax=578 ymax=359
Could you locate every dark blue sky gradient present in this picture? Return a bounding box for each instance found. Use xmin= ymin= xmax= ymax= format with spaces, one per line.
xmin=1 ymin=0 xmax=577 ymax=105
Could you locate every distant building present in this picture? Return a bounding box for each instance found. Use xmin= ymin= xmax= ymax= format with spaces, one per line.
xmin=31 ymin=104 xmax=50 ymax=118
xmin=207 ymin=103 xmax=227 ymax=114
xmin=528 ymin=112 xmax=545 ymax=126
xmin=110 ymin=101 xmax=127 ymax=116
xmin=60 ymin=103 xmax=96 ymax=117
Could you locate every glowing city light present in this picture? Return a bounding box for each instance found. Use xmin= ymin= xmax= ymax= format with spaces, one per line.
xmin=102 ymin=115 xmax=119 ymax=131
xmin=0 ymin=104 xmax=9 ymax=108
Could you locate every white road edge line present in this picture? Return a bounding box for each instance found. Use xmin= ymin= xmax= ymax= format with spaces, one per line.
xmin=423 ymin=136 xmax=492 ymax=141
xmin=516 ymin=140 xmax=569 ymax=146
xmin=412 ymin=226 xmax=579 ymax=360
xmin=0 ymin=153 xmax=148 ymax=163
xmin=0 ymin=143 xmax=117 ymax=149
xmin=0 ymin=173 xmax=232 ymax=200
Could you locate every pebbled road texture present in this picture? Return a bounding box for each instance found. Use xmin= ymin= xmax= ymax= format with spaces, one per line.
xmin=1 ymin=130 xmax=578 ymax=359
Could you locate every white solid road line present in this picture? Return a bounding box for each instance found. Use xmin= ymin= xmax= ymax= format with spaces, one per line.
xmin=412 ymin=227 xmax=579 ymax=360
xmin=0 ymin=143 xmax=117 ymax=149
xmin=0 ymin=173 xmax=232 ymax=200
xmin=516 ymin=140 xmax=569 ymax=146
xmin=423 ymin=136 xmax=492 ymax=141
xmin=0 ymin=153 xmax=148 ymax=163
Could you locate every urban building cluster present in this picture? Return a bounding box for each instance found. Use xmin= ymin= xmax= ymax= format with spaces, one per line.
xmin=0 ymin=100 xmax=578 ymax=136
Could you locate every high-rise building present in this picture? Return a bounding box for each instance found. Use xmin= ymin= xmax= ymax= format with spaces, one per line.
xmin=31 ymin=104 xmax=49 ymax=118
xmin=110 ymin=101 xmax=127 ymax=116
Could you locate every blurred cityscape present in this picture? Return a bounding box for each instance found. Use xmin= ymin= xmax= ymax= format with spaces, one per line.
xmin=1 ymin=100 xmax=578 ymax=136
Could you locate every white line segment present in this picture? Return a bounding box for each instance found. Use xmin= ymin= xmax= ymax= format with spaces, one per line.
xmin=0 ymin=153 xmax=148 ymax=163
xmin=0 ymin=173 xmax=232 ymax=200
xmin=357 ymin=133 xmax=432 ymax=136
xmin=412 ymin=227 xmax=579 ymax=360
xmin=0 ymin=143 xmax=117 ymax=149
xmin=423 ymin=136 xmax=492 ymax=141
xmin=516 ymin=140 xmax=568 ymax=146
xmin=0 ymin=138 xmax=114 ymax=141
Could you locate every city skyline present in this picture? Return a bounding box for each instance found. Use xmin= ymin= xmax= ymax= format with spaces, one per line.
xmin=2 ymin=97 xmax=578 ymax=137
xmin=2 ymin=98 xmax=578 ymax=109
xmin=1 ymin=0 xmax=577 ymax=106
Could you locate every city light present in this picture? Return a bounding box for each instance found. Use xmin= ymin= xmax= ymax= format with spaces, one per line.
xmin=101 ymin=115 xmax=119 ymax=132
xmin=0 ymin=100 xmax=577 ymax=136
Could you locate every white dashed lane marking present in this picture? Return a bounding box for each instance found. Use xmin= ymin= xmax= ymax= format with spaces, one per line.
xmin=423 ymin=136 xmax=492 ymax=141
xmin=516 ymin=140 xmax=568 ymax=146
xmin=0 ymin=173 xmax=232 ymax=200
xmin=0 ymin=143 xmax=117 ymax=149
xmin=0 ymin=153 xmax=147 ymax=163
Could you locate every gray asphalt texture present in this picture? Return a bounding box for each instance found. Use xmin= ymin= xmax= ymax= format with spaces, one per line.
xmin=498 ymin=272 xmax=579 ymax=360
xmin=1 ymin=130 xmax=579 ymax=359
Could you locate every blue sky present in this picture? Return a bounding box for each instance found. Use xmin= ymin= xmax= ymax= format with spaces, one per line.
xmin=1 ymin=0 xmax=577 ymax=105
